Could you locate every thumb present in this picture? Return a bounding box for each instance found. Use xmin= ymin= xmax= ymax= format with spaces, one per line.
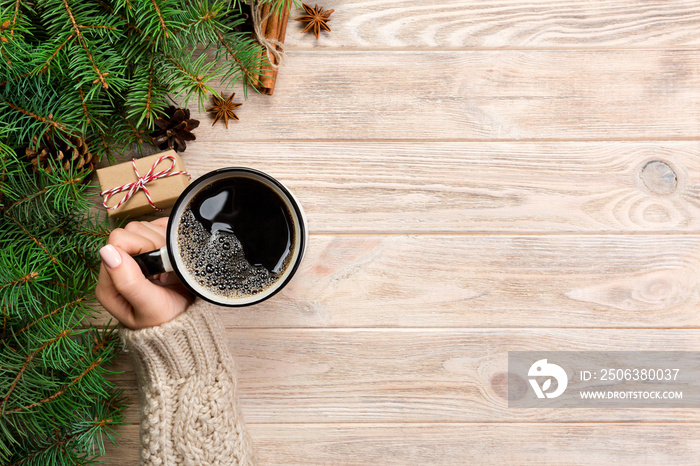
xmin=99 ymin=244 xmax=161 ymax=311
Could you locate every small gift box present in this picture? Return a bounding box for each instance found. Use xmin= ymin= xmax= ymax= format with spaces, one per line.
xmin=97 ymin=150 xmax=190 ymax=218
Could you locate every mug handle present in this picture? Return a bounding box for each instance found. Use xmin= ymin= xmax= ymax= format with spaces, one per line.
xmin=132 ymin=246 xmax=174 ymax=277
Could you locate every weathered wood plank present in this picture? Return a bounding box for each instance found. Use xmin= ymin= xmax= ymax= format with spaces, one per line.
xmin=103 ymin=423 xmax=700 ymax=465
xmin=107 ymin=329 xmax=700 ymax=424
xmin=171 ymin=141 xmax=700 ymax=233
xmin=89 ymin=3 xmax=700 ymax=463
xmin=89 ymin=234 xmax=700 ymax=328
xmin=282 ymin=0 xmax=700 ymax=49
xmin=187 ymin=50 xmax=700 ymax=140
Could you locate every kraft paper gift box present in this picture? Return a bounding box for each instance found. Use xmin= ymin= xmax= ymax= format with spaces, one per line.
xmin=96 ymin=150 xmax=190 ymax=218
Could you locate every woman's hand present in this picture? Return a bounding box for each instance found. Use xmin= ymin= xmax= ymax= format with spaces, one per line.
xmin=96 ymin=218 xmax=194 ymax=330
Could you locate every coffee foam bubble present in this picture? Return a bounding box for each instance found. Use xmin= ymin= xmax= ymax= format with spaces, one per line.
xmin=177 ymin=209 xmax=278 ymax=298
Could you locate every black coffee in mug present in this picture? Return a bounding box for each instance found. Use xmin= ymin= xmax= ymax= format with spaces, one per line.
xmin=177 ymin=177 xmax=295 ymax=298
xmin=133 ymin=167 xmax=308 ymax=307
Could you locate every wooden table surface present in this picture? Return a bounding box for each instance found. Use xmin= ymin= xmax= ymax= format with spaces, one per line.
xmin=102 ymin=1 xmax=700 ymax=464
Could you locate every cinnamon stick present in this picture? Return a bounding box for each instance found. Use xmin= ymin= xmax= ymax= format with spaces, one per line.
xmin=277 ymin=2 xmax=290 ymax=42
xmin=265 ymin=6 xmax=280 ymax=37
xmin=259 ymin=3 xmax=271 ymax=41
xmin=260 ymin=2 xmax=290 ymax=94
xmin=258 ymin=5 xmax=280 ymax=90
xmin=252 ymin=2 xmax=271 ymax=87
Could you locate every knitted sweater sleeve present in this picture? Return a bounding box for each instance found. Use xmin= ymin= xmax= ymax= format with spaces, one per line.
xmin=118 ymin=299 xmax=256 ymax=465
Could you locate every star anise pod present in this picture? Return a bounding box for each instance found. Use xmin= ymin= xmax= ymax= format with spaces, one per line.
xmin=295 ymin=3 xmax=334 ymax=40
xmin=206 ymin=93 xmax=242 ymax=129
xmin=152 ymin=106 xmax=199 ymax=152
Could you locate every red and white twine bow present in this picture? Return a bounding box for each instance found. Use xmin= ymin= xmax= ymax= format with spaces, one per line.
xmin=100 ymin=154 xmax=191 ymax=211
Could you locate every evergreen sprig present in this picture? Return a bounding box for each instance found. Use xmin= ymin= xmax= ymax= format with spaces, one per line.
xmin=0 ymin=1 xmax=293 ymax=462
xmin=0 ymin=140 xmax=127 ymax=465
xmin=0 ymin=0 xmax=286 ymax=159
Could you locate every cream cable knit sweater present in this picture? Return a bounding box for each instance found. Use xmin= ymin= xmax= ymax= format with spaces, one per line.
xmin=119 ymin=299 xmax=256 ymax=465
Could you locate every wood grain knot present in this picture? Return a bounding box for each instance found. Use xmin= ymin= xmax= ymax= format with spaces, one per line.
xmin=639 ymin=161 xmax=677 ymax=195
xmin=491 ymin=371 xmax=527 ymax=400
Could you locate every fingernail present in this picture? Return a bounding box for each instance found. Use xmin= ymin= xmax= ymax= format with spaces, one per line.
xmin=99 ymin=245 xmax=122 ymax=269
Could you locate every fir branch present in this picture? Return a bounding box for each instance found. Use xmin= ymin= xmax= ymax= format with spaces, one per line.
xmin=39 ymin=33 xmax=75 ymax=73
xmin=0 ymin=73 xmax=22 ymax=87
xmin=77 ymin=332 xmax=111 ymax=364
xmin=2 ymin=325 xmax=119 ymax=421
xmin=128 ymin=0 xmax=183 ymax=48
xmin=2 ymin=187 xmax=48 ymax=211
xmin=1 ymin=99 xmax=69 ymax=133
xmin=2 ymin=176 xmax=82 ymax=214
xmin=77 ymin=84 xmax=90 ymax=125
xmin=0 ymin=271 xmax=39 ymax=291
xmin=4 ymin=211 xmax=59 ymax=264
xmin=150 ymin=0 xmax=169 ymax=38
xmin=60 ymin=0 xmax=110 ymax=89
xmin=94 ymin=0 xmax=117 ymax=18
xmin=126 ymin=57 xmax=168 ymax=126
xmin=96 ymin=0 xmax=151 ymax=42
xmin=215 ymin=29 xmax=258 ymax=86
xmin=9 ymin=387 xmax=127 ymax=465
xmin=124 ymin=115 xmax=152 ymax=146
xmin=75 ymin=249 xmax=100 ymax=275
xmin=160 ymin=49 xmax=219 ymax=108
xmin=0 ymin=145 xmax=126 ymax=464
xmin=93 ymin=127 xmax=114 ymax=160
xmin=7 ymin=428 xmax=83 ymax=466
xmin=1 ymin=329 xmax=73 ymax=413
xmin=213 ymin=28 xmax=268 ymax=94
xmin=2 ymin=0 xmax=273 ymax=156
xmin=164 ymin=55 xmax=207 ymax=92
xmin=3 ymin=296 xmax=85 ymax=342
xmin=5 ymin=355 xmax=103 ymax=416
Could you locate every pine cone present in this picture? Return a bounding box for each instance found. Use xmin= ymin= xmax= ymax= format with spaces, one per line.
xmin=25 ymin=133 xmax=95 ymax=175
xmin=152 ymin=106 xmax=200 ymax=152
